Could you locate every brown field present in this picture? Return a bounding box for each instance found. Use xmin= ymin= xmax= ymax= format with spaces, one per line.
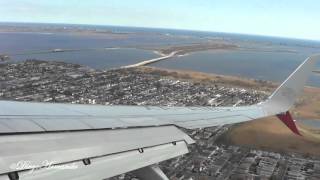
xmin=139 ymin=66 xmax=276 ymax=91
xmin=139 ymin=66 xmax=320 ymax=156
xmin=219 ymin=117 xmax=320 ymax=156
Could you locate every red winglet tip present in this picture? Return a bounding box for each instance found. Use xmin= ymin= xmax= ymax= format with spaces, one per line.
xmin=276 ymin=111 xmax=302 ymax=136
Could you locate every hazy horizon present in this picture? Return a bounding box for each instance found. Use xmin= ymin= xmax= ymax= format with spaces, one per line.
xmin=1 ymin=1 xmax=320 ymax=41
xmin=2 ymin=21 xmax=320 ymax=43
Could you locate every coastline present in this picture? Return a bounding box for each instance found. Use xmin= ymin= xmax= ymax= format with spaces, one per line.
xmin=122 ymin=43 xmax=238 ymax=68
xmin=138 ymin=66 xmax=320 ymax=156
xmin=140 ymin=66 xmax=320 ymax=119
xmin=1 ymin=58 xmax=319 ymax=156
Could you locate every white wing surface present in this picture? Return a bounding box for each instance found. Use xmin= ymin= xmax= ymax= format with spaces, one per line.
xmin=0 ymin=55 xmax=318 ymax=180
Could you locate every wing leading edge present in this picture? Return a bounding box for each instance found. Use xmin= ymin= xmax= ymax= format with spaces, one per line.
xmin=0 ymin=55 xmax=318 ymax=135
xmin=0 ymin=55 xmax=318 ymax=180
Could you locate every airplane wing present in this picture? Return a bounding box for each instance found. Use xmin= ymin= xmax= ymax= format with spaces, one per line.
xmin=0 ymin=55 xmax=318 ymax=180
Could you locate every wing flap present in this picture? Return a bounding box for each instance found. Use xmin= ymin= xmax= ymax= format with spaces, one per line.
xmin=0 ymin=126 xmax=194 ymax=175
xmin=15 ymin=141 xmax=189 ymax=180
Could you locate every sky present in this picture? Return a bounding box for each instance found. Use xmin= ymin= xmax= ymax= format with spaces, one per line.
xmin=0 ymin=0 xmax=319 ymax=40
